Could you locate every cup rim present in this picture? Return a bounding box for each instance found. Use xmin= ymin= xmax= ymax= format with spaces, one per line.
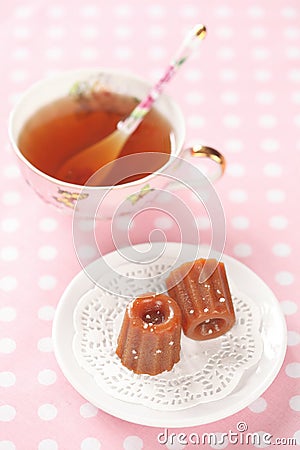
xmin=8 ymin=67 xmax=186 ymax=191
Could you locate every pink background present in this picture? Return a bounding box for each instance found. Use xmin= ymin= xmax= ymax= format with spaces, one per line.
xmin=1 ymin=0 xmax=300 ymax=449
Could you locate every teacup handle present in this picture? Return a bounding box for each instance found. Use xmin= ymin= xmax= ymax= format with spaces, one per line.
xmin=185 ymin=144 xmax=226 ymax=182
xmin=167 ymin=144 xmax=226 ymax=191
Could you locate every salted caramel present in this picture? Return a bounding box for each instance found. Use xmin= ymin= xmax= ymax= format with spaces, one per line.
xmin=166 ymin=259 xmax=235 ymax=340
xmin=116 ymin=293 xmax=182 ymax=375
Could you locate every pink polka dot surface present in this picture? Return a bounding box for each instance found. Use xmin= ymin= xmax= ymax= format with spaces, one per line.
xmin=1 ymin=0 xmax=299 ymax=448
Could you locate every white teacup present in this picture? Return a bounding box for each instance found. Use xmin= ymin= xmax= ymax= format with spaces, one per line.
xmin=9 ymin=68 xmax=225 ymax=219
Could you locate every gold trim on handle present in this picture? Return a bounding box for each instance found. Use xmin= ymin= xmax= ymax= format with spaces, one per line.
xmin=190 ymin=145 xmax=226 ymax=177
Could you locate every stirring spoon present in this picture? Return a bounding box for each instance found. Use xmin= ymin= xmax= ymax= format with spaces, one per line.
xmin=57 ymin=24 xmax=207 ymax=185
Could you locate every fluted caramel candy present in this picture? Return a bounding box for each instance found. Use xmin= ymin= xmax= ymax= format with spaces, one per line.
xmin=116 ymin=293 xmax=182 ymax=375
xmin=166 ymin=259 xmax=235 ymax=340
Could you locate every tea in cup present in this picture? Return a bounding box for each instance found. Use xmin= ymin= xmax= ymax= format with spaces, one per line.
xmin=9 ymin=68 xmax=225 ymax=218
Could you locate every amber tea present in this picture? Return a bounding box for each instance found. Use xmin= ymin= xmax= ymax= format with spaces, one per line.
xmin=18 ymin=86 xmax=174 ymax=186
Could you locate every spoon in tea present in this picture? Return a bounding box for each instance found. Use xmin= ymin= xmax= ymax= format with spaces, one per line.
xmin=57 ymin=24 xmax=207 ymax=185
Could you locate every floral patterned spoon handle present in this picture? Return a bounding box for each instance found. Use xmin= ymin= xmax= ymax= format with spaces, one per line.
xmin=118 ymin=24 xmax=207 ymax=135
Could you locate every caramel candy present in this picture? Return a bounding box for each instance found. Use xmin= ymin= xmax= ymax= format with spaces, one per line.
xmin=166 ymin=259 xmax=235 ymax=340
xmin=116 ymin=293 xmax=182 ymax=375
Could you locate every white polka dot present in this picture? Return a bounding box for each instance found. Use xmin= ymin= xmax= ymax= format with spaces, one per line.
xmin=47 ymin=26 xmax=65 ymax=39
xmin=269 ymin=215 xmax=288 ymax=229
xmin=14 ymin=5 xmax=33 ymax=18
xmin=216 ymin=27 xmax=234 ymax=39
xmin=0 ymin=276 xmax=18 ymax=292
xmin=210 ymin=433 xmax=229 ymax=449
xmin=115 ymin=26 xmax=132 ymax=39
xmin=0 ymin=247 xmax=19 ymax=261
xmin=80 ymin=6 xmax=100 ymax=18
xmin=195 ymin=216 xmax=210 ymax=230
xmin=185 ymin=91 xmax=204 ymax=105
xmin=227 ymin=163 xmax=245 ymax=177
xmin=123 ymin=436 xmax=143 ymax=450
xmin=147 ymin=5 xmax=165 ymax=18
xmin=248 ymin=5 xmax=265 ymax=18
xmin=281 ymin=7 xmax=297 ymax=19
xmin=286 ymin=363 xmax=300 ymax=378
xmin=80 ymin=47 xmax=98 ymax=60
xmin=38 ymin=246 xmax=58 ymax=261
xmin=217 ymin=47 xmax=235 ymax=60
xmin=38 ymin=276 xmax=57 ymax=290
xmin=275 ymin=271 xmax=294 ymax=285
xmin=47 ymin=6 xmax=65 ymax=18
xmin=224 ymin=139 xmax=243 ymax=153
xmin=256 ymin=91 xmax=275 ymax=104
xmin=38 ymin=369 xmax=57 ymax=385
xmin=77 ymin=245 xmax=97 ymax=260
xmin=288 ymin=69 xmax=300 ymax=82
xmin=0 ymin=441 xmax=16 ymax=450
xmin=45 ymin=47 xmax=62 ymax=60
xmin=80 ymin=26 xmax=99 ymax=39
xmin=231 ymin=216 xmax=249 ymax=229
xmin=0 ymin=372 xmax=16 ymax=387
xmin=263 ymin=163 xmax=282 ymax=176
xmin=80 ymin=402 xmax=98 ymax=418
xmin=187 ymin=115 xmax=205 ymax=128
xmin=259 ymin=114 xmax=277 ymax=128
xmin=2 ymin=165 xmax=19 ymax=179
xmin=284 ymin=27 xmax=300 ymax=39
xmin=38 ymin=306 xmax=56 ymax=321
xmin=250 ymin=26 xmax=267 ymax=39
xmin=223 ymin=114 xmax=241 ymax=128
xmin=0 ymin=405 xmax=16 ymax=422
xmin=38 ymin=439 xmax=58 ymax=450
xmin=12 ymin=47 xmax=29 ymax=61
xmin=0 ymin=307 xmax=16 ymax=322
xmin=11 ymin=69 xmax=28 ymax=83
xmin=254 ymin=69 xmax=271 ymax=82
xmin=266 ymin=189 xmax=285 ymax=203
xmin=219 ymin=69 xmax=237 ymax=82
xmin=114 ymin=4 xmax=132 ymax=17
xmin=37 ymin=337 xmax=53 ymax=352
xmin=38 ymin=404 xmax=57 ymax=421
xmin=114 ymin=46 xmax=132 ymax=60
xmin=148 ymin=46 xmax=166 ymax=60
xmin=252 ymin=47 xmax=270 ymax=60
xmin=280 ymin=300 xmax=298 ymax=315
xmin=215 ymin=6 xmax=232 ymax=17
xmin=13 ymin=26 xmax=30 ymax=39
xmin=0 ymin=339 xmax=16 ymax=354
xmin=287 ymin=331 xmax=300 ymax=346
xmin=289 ymin=395 xmax=300 ymax=411
xmin=154 ymin=216 xmax=174 ymax=230
xmin=2 ymin=191 xmax=21 ymax=205
xmin=1 ymin=218 xmax=20 ymax=233
xmin=184 ymin=69 xmax=202 ymax=82
xmin=286 ymin=47 xmax=300 ymax=59
xmin=181 ymin=5 xmax=198 ymax=18
xmin=229 ymin=189 xmax=248 ymax=203
xmin=294 ymin=430 xmax=300 ymax=446
xmin=252 ymin=431 xmax=270 ymax=448
xmin=260 ymin=138 xmax=279 ymax=152
xmin=233 ymin=243 xmax=252 ymax=257
xmin=39 ymin=217 xmax=58 ymax=232
xmin=81 ymin=437 xmax=101 ymax=450
xmin=272 ymin=243 xmax=291 ymax=257
xmin=220 ymin=91 xmax=239 ymax=104
xmin=248 ymin=397 xmax=267 ymax=413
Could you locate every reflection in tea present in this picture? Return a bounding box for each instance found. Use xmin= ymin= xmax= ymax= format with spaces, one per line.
xmin=18 ymin=88 xmax=174 ymax=186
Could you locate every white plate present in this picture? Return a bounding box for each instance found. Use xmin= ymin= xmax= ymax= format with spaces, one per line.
xmin=52 ymin=243 xmax=287 ymax=427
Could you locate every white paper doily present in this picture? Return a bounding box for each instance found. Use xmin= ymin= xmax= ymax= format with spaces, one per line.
xmin=73 ymin=262 xmax=263 ymax=411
